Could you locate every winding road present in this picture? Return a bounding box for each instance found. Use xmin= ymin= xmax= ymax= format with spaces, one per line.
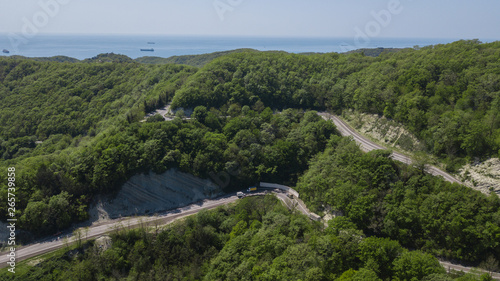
xmin=1 ymin=188 xmax=497 ymax=279
xmin=319 ymin=112 xmax=500 ymax=279
xmin=0 ymin=189 xmax=313 ymax=270
xmin=2 ymin=113 xmax=496 ymax=278
xmin=318 ymin=112 xmax=462 ymax=185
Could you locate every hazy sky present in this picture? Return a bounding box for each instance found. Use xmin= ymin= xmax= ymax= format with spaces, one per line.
xmin=1 ymin=0 xmax=499 ymax=39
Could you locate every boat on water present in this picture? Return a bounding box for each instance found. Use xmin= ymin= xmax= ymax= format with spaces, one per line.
xmin=147 ymin=42 xmax=155 ymax=44
xmin=140 ymin=48 xmax=154 ymax=52
xmin=2 ymin=49 xmax=9 ymax=54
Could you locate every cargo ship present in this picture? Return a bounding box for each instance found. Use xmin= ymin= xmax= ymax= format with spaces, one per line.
xmin=140 ymin=48 xmax=154 ymax=52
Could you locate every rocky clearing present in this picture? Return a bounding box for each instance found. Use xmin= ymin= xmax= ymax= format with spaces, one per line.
xmin=343 ymin=110 xmax=423 ymax=152
xmin=459 ymin=159 xmax=500 ymax=194
xmin=342 ymin=111 xmax=500 ymax=194
xmin=88 ymin=169 xmax=223 ymax=223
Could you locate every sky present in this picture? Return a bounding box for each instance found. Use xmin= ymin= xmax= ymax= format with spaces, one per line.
xmin=0 ymin=0 xmax=499 ymax=40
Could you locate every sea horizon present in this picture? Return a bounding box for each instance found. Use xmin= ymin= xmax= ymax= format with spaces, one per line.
xmin=0 ymin=33 xmax=497 ymax=60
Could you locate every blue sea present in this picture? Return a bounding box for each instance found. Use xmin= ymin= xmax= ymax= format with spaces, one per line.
xmin=0 ymin=34 xmax=495 ymax=60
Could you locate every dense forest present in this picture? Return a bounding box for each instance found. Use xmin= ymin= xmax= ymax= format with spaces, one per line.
xmin=1 ymin=196 xmax=492 ymax=281
xmin=296 ymin=137 xmax=500 ymax=263
xmin=172 ymin=40 xmax=500 ymax=169
xmin=1 ymin=40 xmax=500 ymax=278
xmin=0 ymin=53 xmax=197 ymax=161
xmin=0 ymin=102 xmax=336 ymax=237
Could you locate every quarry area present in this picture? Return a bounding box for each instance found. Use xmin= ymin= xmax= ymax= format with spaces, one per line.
xmin=89 ymin=169 xmax=223 ymax=222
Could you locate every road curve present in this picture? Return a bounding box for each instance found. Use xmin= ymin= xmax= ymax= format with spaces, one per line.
xmin=0 ymin=190 xmax=315 ymax=270
xmin=318 ymin=113 xmax=500 ymax=279
xmin=0 ymin=113 xmax=488 ymax=276
xmin=318 ymin=112 xmax=462 ymax=185
xmin=1 ymin=188 xmax=497 ymax=279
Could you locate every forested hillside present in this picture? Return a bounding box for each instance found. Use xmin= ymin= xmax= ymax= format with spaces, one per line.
xmin=0 ymin=102 xmax=336 ymax=238
xmin=1 ymin=41 xmax=499 ymax=275
xmin=172 ymin=40 xmax=500 ymax=168
xmin=4 ymin=196 xmax=489 ymax=281
xmin=0 ymin=54 xmax=197 ymax=161
xmin=296 ymin=137 xmax=500 ymax=264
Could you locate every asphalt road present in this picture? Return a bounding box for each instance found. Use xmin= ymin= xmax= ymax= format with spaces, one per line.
xmin=265 ymin=189 xmax=316 ymax=219
xmin=0 ymin=113 xmax=491 ymax=277
xmin=0 ymin=194 xmax=240 ymax=268
xmin=441 ymin=260 xmax=500 ymax=280
xmin=1 ymin=189 xmax=497 ymax=279
xmin=0 ymin=190 xmax=310 ymax=269
xmin=318 ymin=112 xmax=500 ymax=279
xmin=318 ymin=112 xmax=462 ymax=185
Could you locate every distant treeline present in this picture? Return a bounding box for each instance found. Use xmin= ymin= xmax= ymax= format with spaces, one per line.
xmin=8 ymin=48 xmax=263 ymax=67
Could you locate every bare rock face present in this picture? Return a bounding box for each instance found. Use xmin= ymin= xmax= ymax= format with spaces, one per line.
xmin=343 ymin=110 xmax=423 ymax=152
xmin=459 ymin=158 xmax=500 ymax=194
xmin=89 ymin=169 xmax=223 ymax=221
